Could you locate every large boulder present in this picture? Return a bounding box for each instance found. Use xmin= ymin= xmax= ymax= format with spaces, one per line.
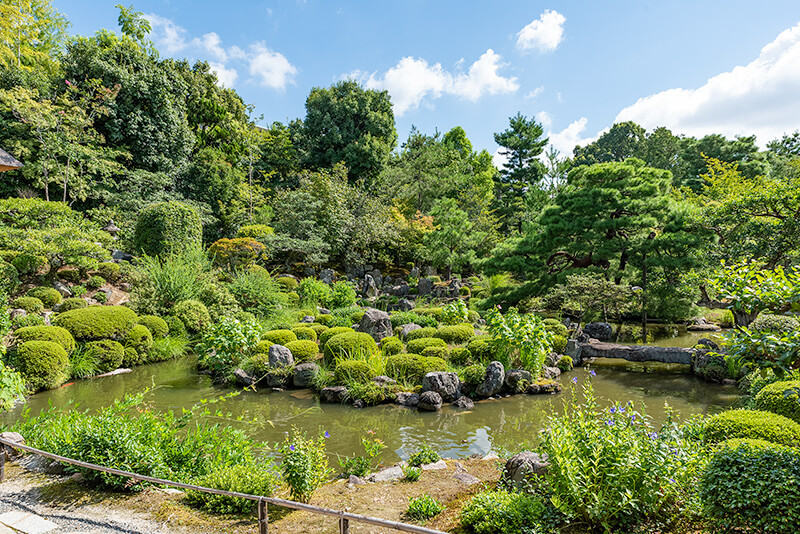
xmin=452 ymin=396 xmax=474 ymax=410
xmin=233 ymin=368 xmax=256 ymax=387
xmin=400 ymin=323 xmax=421 ymax=339
xmin=417 ymin=278 xmax=433 ymax=296
xmin=583 ymin=322 xmax=613 ymax=341
xmin=293 ymin=362 xmax=319 ymax=388
xmin=358 ymin=308 xmax=393 ymax=342
xmin=362 ymin=274 xmax=378 ymax=299
xmin=503 ymin=451 xmax=550 ymax=489
xmin=268 ymin=344 xmax=294 ymax=367
xmin=504 ymin=369 xmax=532 ymax=392
xmin=321 ymin=386 xmax=348 ymax=403
xmin=369 ymin=269 xmax=383 ymax=288
xmin=475 ymin=361 xmax=505 ymax=398
xmin=319 ymin=268 xmax=335 ymax=284
xmin=422 ymin=372 xmax=461 ymax=402
xmin=398 ymin=298 xmax=415 ymax=311
xmin=541 ymin=366 xmax=562 ymax=380
xmin=418 ymin=391 xmax=443 ymax=411
xmin=395 ymin=392 xmax=420 ymax=407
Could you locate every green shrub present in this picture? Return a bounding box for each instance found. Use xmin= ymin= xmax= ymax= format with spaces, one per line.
xmin=699 ymin=438 xmax=800 ymax=534
xmin=11 ymin=314 xmax=44 ymax=328
xmin=459 ymin=364 xmax=486 ymax=390
xmin=409 ymin=444 xmax=440 ymax=467
xmin=319 ymin=326 xmax=355 ymax=348
xmin=310 ymin=324 xmax=328 ymax=337
xmin=243 ymin=352 xmax=271 ymax=375
xmin=292 ymin=326 xmax=317 ymax=342
xmin=323 ymin=332 xmax=378 ymax=363
xmin=557 ymin=354 xmax=573 ymax=372
xmin=187 ymin=462 xmax=279 ymax=514
xmin=0 ymin=360 xmax=26 ymax=410
xmin=96 ymin=262 xmax=121 ymax=282
xmin=263 ymin=329 xmax=298 ymax=346
xmin=172 ymin=300 xmax=210 ymax=334
xmin=754 ymin=380 xmax=800 ymax=423
xmin=197 ymin=318 xmax=262 ymax=378
xmin=326 ymin=281 xmax=358 ymax=309
xmin=276 ymin=276 xmax=298 ymax=291
xmin=339 ymin=437 xmax=387 ymax=477
xmin=93 ymin=291 xmax=108 ymax=304
xmin=138 ymin=315 xmax=169 ymax=339
xmin=406 ymin=337 xmax=447 ymax=355
xmin=405 ymin=326 xmax=437 ymax=341
xmin=0 ymin=261 xmax=19 ymax=293
xmin=254 ymin=340 xmax=274 ymax=354
xmin=459 ymin=286 xmax=471 ymax=297
xmin=165 ymin=316 xmax=186 ymax=338
xmin=750 ymin=313 xmax=800 ymax=334
xmin=390 ymin=311 xmax=437 ymax=329
xmin=449 ymin=347 xmax=472 ymax=366
xmin=147 ymin=336 xmax=189 ymax=363
xmin=0 ymin=250 xmax=19 ymax=263
xmin=422 ymin=346 xmax=448 ymax=359
xmin=54 ymin=305 xmax=138 ymax=341
xmin=551 ymin=335 xmax=568 ymax=354
xmin=335 ymin=360 xmax=373 ymax=384
xmin=130 ymin=248 xmax=212 ymax=316
xmin=276 ymin=427 xmax=332 ymax=503
xmin=297 ymin=277 xmax=332 ymax=306
xmin=14 ymin=325 xmax=76 ymax=354
xmin=26 ymin=287 xmax=62 ymax=308
xmin=703 ymin=409 xmax=800 ymax=447
xmin=467 ymin=335 xmax=494 ymax=362
xmin=13 ymin=296 xmax=43 ymax=314
xmin=60 ymin=297 xmax=87 ymax=312
xmin=434 ymin=323 xmax=475 ymax=344
xmin=11 ymin=252 xmax=47 ymax=275
xmin=71 ymin=285 xmax=87 ymax=297
xmin=208 ymin=237 xmax=265 ymax=271
xmin=386 ymin=354 xmax=446 ymax=384
xmin=229 ymin=269 xmax=288 ymax=319
xmin=381 ymin=336 xmax=403 ymax=356
xmin=406 ymin=493 xmax=443 ymax=522
xmin=196 ymin=282 xmax=239 ymax=319
xmin=315 ymin=314 xmax=332 ymax=326
xmin=237 ymin=224 xmax=274 ymax=242
xmin=14 ymin=340 xmax=68 ymax=390
xmin=286 ymin=340 xmax=319 ymax=362
xmin=350 ymin=309 xmax=365 ymax=323
xmin=133 ymin=201 xmax=202 ymax=257
xmin=86 ymin=275 xmax=106 ymax=289
xmin=122 ymin=324 xmax=154 ymax=366
xmin=543 ymin=318 xmax=569 ymax=337
xmin=416 ymin=306 xmax=444 ymax=322
xmin=402 ymin=466 xmax=421 ymax=482
xmin=85 ymin=340 xmax=125 ymax=372
xmin=461 ymin=489 xmax=547 ymax=534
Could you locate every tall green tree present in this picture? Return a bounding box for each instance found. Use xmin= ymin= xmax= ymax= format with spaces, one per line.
xmin=0 ymin=0 xmax=69 ymax=73
xmin=424 ymin=198 xmax=481 ymax=279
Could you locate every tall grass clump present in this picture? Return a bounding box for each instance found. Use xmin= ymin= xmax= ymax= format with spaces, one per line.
xmin=131 ymin=247 xmax=212 ymax=316
xmin=229 ymin=268 xmax=288 ymax=318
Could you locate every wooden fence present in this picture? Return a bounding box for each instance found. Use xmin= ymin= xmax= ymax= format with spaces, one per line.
xmin=0 ymin=435 xmax=450 ymax=534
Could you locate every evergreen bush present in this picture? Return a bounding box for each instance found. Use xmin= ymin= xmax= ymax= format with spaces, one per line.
xmin=285 ymin=340 xmax=319 ymax=362
xmin=133 ymin=201 xmax=202 ymax=257
xmin=703 ymin=409 xmax=800 ymax=447
xmin=138 ymin=315 xmax=169 ymax=339
xmin=172 ymin=300 xmax=210 ymax=333
xmin=85 ymin=339 xmax=125 ymax=372
xmin=406 ymin=337 xmax=447 ymax=355
xmin=60 ymin=297 xmax=88 ymax=312
xmin=14 ymin=325 xmax=76 ymax=354
xmin=434 ymin=323 xmax=475 ymax=344
xmin=26 ymin=287 xmax=62 ymax=308
xmin=13 ymin=296 xmax=43 ymax=314
xmin=754 ymin=380 xmax=800 ymax=423
xmin=54 ymin=305 xmax=138 ymax=341
xmin=262 ymin=329 xmax=297 ymax=346
xmin=323 ymin=332 xmax=378 ymax=363
xmin=14 ymin=340 xmax=69 ymax=390
xmin=292 ymin=326 xmax=317 ymax=341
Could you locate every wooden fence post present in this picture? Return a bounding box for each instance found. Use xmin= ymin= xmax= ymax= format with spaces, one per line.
xmin=340 ymin=517 xmax=350 ymax=534
xmin=258 ymin=498 xmax=268 ymax=534
xmin=0 ymin=449 xmax=5 ymax=483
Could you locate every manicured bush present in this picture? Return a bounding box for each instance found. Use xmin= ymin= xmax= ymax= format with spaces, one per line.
xmin=85 ymin=339 xmax=125 ymax=372
xmin=421 ymin=356 xmax=447 ymax=375
xmin=459 ymin=286 xmax=471 ymax=297
xmin=390 ymin=311 xmax=437 ymax=329
xmin=750 ymin=313 xmax=800 ymax=335
xmin=349 ymin=309 xmax=365 ymax=323
xmin=544 ymin=318 xmax=569 ymax=337
xmin=703 ymin=409 xmax=800 ymax=447
xmin=323 ymin=332 xmax=378 ymax=363
xmin=381 ymin=336 xmax=403 ymax=356
xmin=467 ymin=335 xmax=494 ymax=362
xmin=165 ymin=316 xmax=186 ymax=338
xmin=262 ymin=329 xmax=298 ymax=346
xmin=434 ymin=323 xmax=475 ymax=344
xmin=86 ymin=275 xmax=106 ymax=289
xmin=26 ymin=287 xmax=62 ymax=308
xmin=461 ymin=489 xmax=546 ymax=534
xmin=422 ymin=346 xmax=448 ymax=359
xmin=11 ymin=252 xmax=47 ymax=275
xmin=187 ymin=463 xmax=279 ymax=514
xmin=229 ymin=269 xmax=287 ymax=319
xmin=237 ymin=224 xmax=274 ymax=242
xmin=335 ymin=360 xmax=373 ymax=384
xmin=326 ymin=281 xmax=358 ymax=309
xmin=310 ymin=324 xmax=328 ymax=337
xmin=0 ymin=261 xmax=19 ymax=293
xmin=754 ymin=380 xmax=800 ymax=423
xmin=286 ymin=340 xmax=319 ymax=362
xmin=557 ymin=354 xmax=574 ymax=372
xmin=416 ymin=306 xmax=444 ymax=322
xmin=254 ymin=340 xmax=274 ymax=354
xmin=208 ymin=237 xmax=265 ymax=271
xmin=14 ymin=340 xmax=69 ymax=390
xmin=552 ymin=335 xmax=568 ymax=354
xmin=699 ymin=438 xmax=800 ymax=534
xmin=53 ymin=305 xmax=138 ymax=341
xmin=292 ymin=326 xmax=317 ymax=342
xmin=404 ymin=326 xmax=437 ymax=341
xmin=60 ymin=298 xmax=87 ymax=312
xmin=449 ymin=347 xmax=472 ymax=366
xmin=406 ymin=337 xmax=447 ymax=355
xmin=297 ymin=277 xmax=332 ymax=306
xmin=459 ymin=364 xmax=486 ymax=390
xmin=138 ymin=315 xmax=169 ymax=339
xmin=71 ymin=285 xmax=87 ymax=297
xmin=94 ymin=291 xmax=108 ymax=304
xmin=11 ymin=314 xmax=44 ymax=328
xmin=123 ymin=324 xmax=154 ymax=366
xmin=386 ymin=354 xmax=446 ymax=383
xmin=95 ymin=262 xmax=121 ymax=282
xmin=14 ymin=325 xmax=76 ymax=355
xmin=133 ymin=201 xmax=202 ymax=257
xmin=315 ymin=314 xmax=332 ymax=326
xmin=319 ymin=326 xmax=355 ymax=348
xmin=276 ymin=276 xmax=298 ymax=291
xmin=13 ymin=296 xmax=43 ymax=314
xmin=172 ymin=300 xmax=210 ymax=334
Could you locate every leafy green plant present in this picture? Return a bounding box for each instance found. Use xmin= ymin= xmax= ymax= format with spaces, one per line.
xmin=408 ymin=444 xmax=440 ymax=467
xmin=753 ymin=380 xmax=800 ymax=423
xmin=339 ymin=435 xmax=387 ymax=477
xmin=406 ymin=493 xmax=443 ymax=522
xmin=187 ymin=462 xmax=279 ymax=514
xmin=402 ymin=465 xmax=421 ymax=482
xmin=725 ymin=327 xmax=800 ymax=376
xmin=277 ymin=427 xmax=333 ymax=503
xmin=229 ymin=268 xmax=288 ymax=319
xmin=441 ymin=299 xmax=469 ymax=325
xmin=703 ymin=409 xmax=800 ymax=447
xmin=297 ymin=277 xmax=332 ymax=306
xmin=68 ymin=346 xmax=99 ymax=379
xmin=130 ymin=247 xmax=212 ymax=316
xmin=485 ymin=307 xmax=553 ymax=376
xmin=147 ymin=336 xmax=190 ymax=363
xmin=326 ymin=281 xmax=357 ymax=309
xmin=460 ymin=489 xmax=547 ymax=534
xmin=0 ymin=360 xmax=26 ymax=411
xmin=198 ymin=318 xmax=262 ymax=379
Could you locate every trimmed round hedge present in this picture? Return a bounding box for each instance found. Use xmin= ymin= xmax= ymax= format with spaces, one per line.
xmin=275 ymin=276 xmax=298 ymax=291
xmin=406 ymin=337 xmax=447 ymax=355
xmin=552 ymin=335 xmax=568 ymax=354
xmin=309 ymin=324 xmax=328 ymax=337
xmin=404 ymin=327 xmax=437 ymax=341
xmin=703 ymin=409 xmax=800 ymax=447
xmin=754 ymin=380 xmax=800 ymax=423
xmin=334 ymin=360 xmax=372 ymax=384
xmin=138 ymin=315 xmax=169 ymax=339
xmin=165 ymin=316 xmax=186 ymax=338
xmin=54 ymin=305 xmax=138 ymax=341
xmin=172 ymin=300 xmax=210 ymax=334
xmin=123 ymin=324 xmax=154 ymax=366
xmin=543 ymin=318 xmax=569 ymax=337
xmin=254 ymin=340 xmax=274 ymax=354
xmin=291 ymin=326 xmax=317 ymax=342
xmin=750 ymin=314 xmax=800 ymax=335
xmin=85 ymin=339 xmax=125 ymax=372
xmin=467 ymin=335 xmax=494 ymax=362
xmin=13 ymin=296 xmax=43 ymax=314
xmin=12 ymin=252 xmax=46 ymax=275
xmin=422 ymin=346 xmax=448 ymax=359
xmin=315 ymin=314 xmax=332 ymax=326
xmin=449 ymin=347 xmax=471 ymax=366
xmin=15 ymin=340 xmax=69 ymax=390
xmin=14 ymin=325 xmax=76 ymax=355
xmin=699 ymin=438 xmax=800 ymax=534
xmin=285 ymin=340 xmax=319 ymax=362
xmin=319 ymin=326 xmax=355 ymax=348
xmin=434 ymin=323 xmax=475 ymax=344
xmin=96 ymin=262 xmax=121 ymax=281
xmin=133 ymin=201 xmax=202 ymax=257
xmin=60 ymin=298 xmax=88 ymax=312
xmin=26 ymin=287 xmax=62 ymax=308
xmin=323 ymin=332 xmax=378 ymax=363
xmin=386 ymin=353 xmax=447 ymax=383
xmin=380 ymin=336 xmax=403 ymax=356
xmin=262 ymin=329 xmax=298 ymax=346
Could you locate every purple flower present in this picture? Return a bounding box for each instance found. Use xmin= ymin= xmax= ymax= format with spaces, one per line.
xmin=668 ymin=478 xmax=676 ymax=484
xmin=289 ymin=445 xmax=295 ymax=451
xmin=648 ymin=432 xmax=658 ymax=440
xmin=589 ymin=370 xmax=596 ymax=377
xmin=630 ymin=414 xmax=637 ymax=422
xmin=571 ymin=377 xmax=578 ymax=384
xmin=609 ymin=406 xmax=617 ymax=414
xmin=618 ymin=406 xmax=625 ymax=414
xmin=324 ymin=431 xmax=330 ymax=438
xmin=606 ymin=419 xmax=615 ymax=426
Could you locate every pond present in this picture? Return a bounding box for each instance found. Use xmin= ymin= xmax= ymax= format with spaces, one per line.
xmin=3 ymin=355 xmax=742 ymax=464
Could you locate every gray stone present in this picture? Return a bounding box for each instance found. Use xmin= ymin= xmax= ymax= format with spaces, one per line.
xmin=265 ymin=373 xmax=290 ymax=388
xmin=697 ymin=338 xmax=720 ymax=351
xmin=504 ymin=369 xmax=532 ymax=391
xmin=9 ymin=309 xmax=26 ymax=320
xmin=453 ymin=471 xmax=481 ymax=485
xmin=348 ymin=474 xmax=366 ymax=485
xmin=317 ymin=307 xmax=331 ymax=315
xmin=372 ymin=375 xmax=397 ymax=387
xmin=418 ymin=391 xmax=443 ymax=411
xmin=417 ymin=277 xmax=433 ymax=296
xmin=579 ymin=340 xmax=694 ymax=365
xmin=583 ymin=322 xmax=613 ymax=341
xmin=410 ymin=266 xmax=420 ymax=279
xmin=42 ymin=311 xmax=54 ymax=326
xmin=369 ymin=269 xmax=383 ymax=288
xmin=422 ymin=372 xmax=461 ymax=402
xmin=300 ymin=315 xmax=315 ymax=323
xmin=476 ymin=361 xmax=505 ymax=398
xmin=421 ymin=459 xmax=447 ymax=470
xmin=321 ymin=386 xmax=348 ymax=403
xmin=687 ymin=323 xmax=721 ymax=332
xmin=352 ymin=399 xmax=366 ymax=408
xmin=400 ymin=323 xmax=422 ymax=339
xmin=503 ymin=451 xmax=550 ymax=488
xmin=319 ymin=268 xmax=335 ymax=284
xmin=451 ymin=396 xmax=474 ymax=410
xmin=0 ymin=511 xmax=59 ymax=534
xmin=358 ymin=307 xmax=393 ymax=342
xmin=398 ymin=298 xmax=415 ymax=311
xmin=53 ymin=281 xmax=72 ymax=298
xmin=293 ymin=363 xmax=319 ymax=388
xmin=304 ymin=267 xmax=316 ymax=278
xmin=268 ymin=344 xmax=294 ymax=367
xmin=370 ymin=466 xmax=404 ymax=482
xmin=119 ymin=282 xmax=132 ymax=292
xmin=111 ymin=249 xmax=132 ymax=262
xmin=1 ymin=432 xmax=24 ymax=461
xmin=362 ymin=274 xmax=379 ymax=299
xmin=541 ymin=366 xmax=562 ymax=380
xmin=395 ymin=392 xmax=420 ymax=407
xmin=564 ymin=339 xmax=582 ymax=365
xmin=545 ymin=352 xmax=560 ymax=367
xmin=233 ymin=368 xmax=256 ymax=387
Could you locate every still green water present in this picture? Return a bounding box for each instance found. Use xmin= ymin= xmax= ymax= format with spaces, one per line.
xmin=3 ymin=355 xmax=741 ymax=463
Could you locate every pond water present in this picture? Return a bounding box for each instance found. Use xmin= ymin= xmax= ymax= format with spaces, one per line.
xmin=3 ymin=353 xmax=742 ymax=464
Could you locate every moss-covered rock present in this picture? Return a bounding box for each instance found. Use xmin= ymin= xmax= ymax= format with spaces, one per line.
xmin=323 ymin=332 xmax=378 ymax=364
xmin=26 ymin=287 xmax=63 ymax=308
xmin=14 ymin=340 xmax=69 ymax=390
xmin=14 ymin=325 xmax=76 ymax=354
xmin=53 ymin=305 xmax=138 ymax=341
xmin=85 ymin=339 xmax=125 ymax=373
xmin=138 ymin=315 xmax=169 ymax=339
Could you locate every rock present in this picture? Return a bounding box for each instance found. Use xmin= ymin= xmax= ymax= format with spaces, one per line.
xmin=541 ymin=366 xmax=562 ymax=380
xmin=157 ymin=488 xmax=185 ymax=495
xmin=545 ymin=352 xmax=560 ymax=367
xmin=417 ymin=277 xmax=433 ymax=296
xmin=579 ymin=340 xmax=694 ymax=365
xmin=9 ymin=309 xmax=26 ymax=320
xmin=697 ymin=338 xmax=720 ymax=351
xmin=300 ymin=315 xmax=315 ymax=323
xmin=370 ymin=269 xmax=383 ymax=288
xmin=692 ymin=348 xmax=728 ymax=383
xmin=722 ymin=378 xmax=738 ymax=386
xmin=111 ymin=249 xmax=133 ymax=262
xmin=476 ymin=361 xmax=505 ymax=398
xmin=265 ymin=373 xmax=290 ymax=388
xmin=119 ymin=282 xmax=132 ymax=292
xmin=348 ymin=475 xmax=366 ymax=485
xmin=565 ymin=339 xmax=582 ymax=364
xmin=583 ymin=322 xmax=613 ymax=341
xmin=410 ymin=266 xmax=420 ymax=279
xmin=503 ymin=451 xmax=550 ymax=488
xmin=42 ymin=311 xmax=54 ymax=326
xmin=372 ymin=375 xmax=397 ymax=387
xmin=293 ymin=363 xmax=319 ymax=388
xmin=358 ymin=308 xmax=393 ymax=342
xmin=504 ymin=369 xmax=532 ymax=392
xmin=53 ymin=281 xmax=72 ymax=298
xmin=421 ymin=459 xmax=447 ymax=470
xmin=268 ymin=344 xmax=294 ymax=367
xmin=422 ymin=372 xmax=461 ymax=402
xmin=526 ymin=381 xmax=562 ymax=395
xmin=233 ymin=368 xmax=256 ymax=387
xmin=451 ymin=396 xmax=474 ymax=410
xmin=687 ymin=323 xmax=721 ymax=332
xmin=20 ymin=454 xmax=66 ymax=474
xmin=317 ymin=307 xmax=331 ymax=315
xmin=352 ymin=399 xmax=366 ymax=408
xmin=1 ymin=432 xmax=24 ymax=461
xmin=395 ymin=392 xmax=420 ymax=407
xmin=399 ymin=323 xmax=421 ymax=339
xmin=321 ymin=386 xmax=348 ymax=403
xmin=398 ymin=298 xmax=415 ymax=311
xmin=418 ymin=391 xmax=443 ymax=411
xmin=370 ymin=466 xmax=404 ymax=482
xmin=319 ymin=268 xmax=335 ymax=284
xmin=453 ymin=471 xmax=481 ymax=485
xmin=304 ymin=267 xmax=316 ymax=278
xmin=482 ymin=452 xmax=500 ymax=460
xmin=362 ymin=274 xmax=379 ymax=299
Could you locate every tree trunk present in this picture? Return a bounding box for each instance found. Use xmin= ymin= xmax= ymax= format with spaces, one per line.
xmin=732 ymin=309 xmax=760 ymax=328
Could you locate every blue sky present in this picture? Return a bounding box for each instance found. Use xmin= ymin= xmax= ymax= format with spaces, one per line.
xmin=55 ymin=1 xmax=800 ymax=159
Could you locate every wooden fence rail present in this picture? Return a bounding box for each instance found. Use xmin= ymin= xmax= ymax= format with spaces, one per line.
xmin=0 ymin=436 xmax=449 ymax=534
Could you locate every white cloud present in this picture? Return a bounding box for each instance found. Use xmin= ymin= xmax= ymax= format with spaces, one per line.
xmin=352 ymin=49 xmax=518 ymax=116
xmin=535 ymin=110 xmax=553 ymax=130
xmin=145 ymin=13 xmax=187 ymax=54
xmin=248 ymin=43 xmax=298 ymax=90
xmin=492 ymin=147 xmax=508 ymax=170
xmin=548 ymin=117 xmax=593 ymax=156
xmin=516 ymin=10 xmax=566 ymax=52
xmin=209 ymin=62 xmax=238 ymax=88
xmin=525 ymin=86 xmax=545 ymax=99
xmin=616 ymin=21 xmax=800 ymax=145
xmin=193 ymin=32 xmax=227 ymax=62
